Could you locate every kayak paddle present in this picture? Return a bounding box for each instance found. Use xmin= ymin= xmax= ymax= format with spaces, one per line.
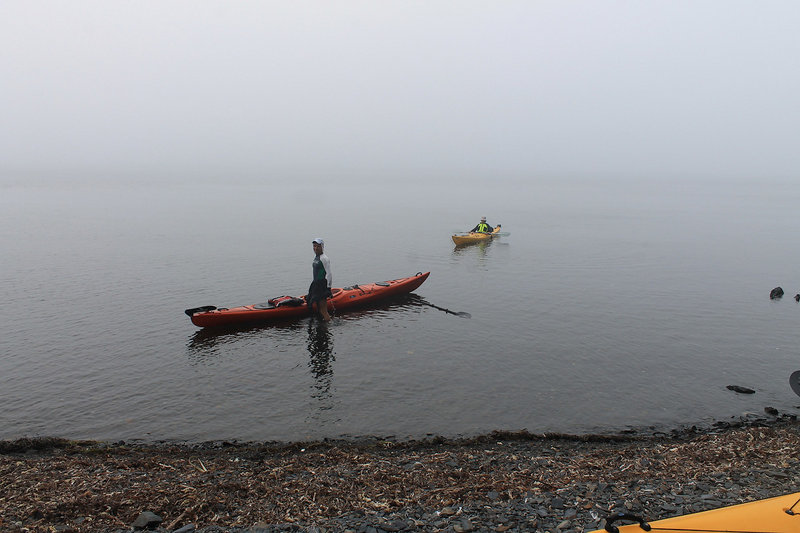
xmin=420 ymin=300 xmax=471 ymax=318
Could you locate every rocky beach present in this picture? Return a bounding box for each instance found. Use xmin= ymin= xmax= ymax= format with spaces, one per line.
xmin=2 ymin=417 xmax=800 ymax=533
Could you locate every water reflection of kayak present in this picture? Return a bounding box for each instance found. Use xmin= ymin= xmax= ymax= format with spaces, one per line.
xmin=185 ymin=271 xmax=430 ymax=328
xmin=592 ymin=491 xmax=800 ymax=533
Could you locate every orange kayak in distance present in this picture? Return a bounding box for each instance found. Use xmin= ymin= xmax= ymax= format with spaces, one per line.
xmin=185 ymin=271 xmax=430 ymax=328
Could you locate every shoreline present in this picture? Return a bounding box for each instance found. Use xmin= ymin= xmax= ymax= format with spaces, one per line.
xmin=2 ymin=417 xmax=800 ymax=532
xmin=4 ymin=405 xmax=796 ymax=452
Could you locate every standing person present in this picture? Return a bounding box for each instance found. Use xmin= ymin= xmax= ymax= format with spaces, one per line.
xmin=308 ymin=238 xmax=332 ymax=321
xmin=470 ymin=216 xmax=494 ymax=233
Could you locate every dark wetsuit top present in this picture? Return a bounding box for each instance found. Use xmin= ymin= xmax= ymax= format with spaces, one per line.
xmin=308 ymin=253 xmax=332 ymax=305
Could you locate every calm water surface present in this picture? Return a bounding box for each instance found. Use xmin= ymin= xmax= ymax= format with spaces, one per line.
xmin=2 ymin=176 xmax=799 ymax=442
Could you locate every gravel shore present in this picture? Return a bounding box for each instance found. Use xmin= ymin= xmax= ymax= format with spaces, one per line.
xmin=2 ymin=418 xmax=799 ymax=533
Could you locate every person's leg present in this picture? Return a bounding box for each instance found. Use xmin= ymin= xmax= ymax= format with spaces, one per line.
xmin=319 ymin=298 xmax=331 ymax=321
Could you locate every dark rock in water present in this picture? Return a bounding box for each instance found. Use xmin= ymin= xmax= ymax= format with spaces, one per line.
xmin=770 ymin=287 xmax=784 ymax=299
xmin=132 ymin=511 xmax=162 ymax=530
xmin=765 ymin=406 xmax=779 ymax=416
xmin=727 ymin=385 xmax=755 ymax=394
xmin=795 ymin=294 xmax=799 ymax=302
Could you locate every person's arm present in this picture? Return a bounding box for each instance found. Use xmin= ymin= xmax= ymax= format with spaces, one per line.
xmin=486 ymin=224 xmax=494 ymax=232
xmin=321 ymin=255 xmax=332 ymax=287
xmin=470 ymin=224 xmax=479 ymax=232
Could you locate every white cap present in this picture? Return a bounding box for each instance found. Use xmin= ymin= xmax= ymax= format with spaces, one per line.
xmin=312 ymin=238 xmax=324 ymax=245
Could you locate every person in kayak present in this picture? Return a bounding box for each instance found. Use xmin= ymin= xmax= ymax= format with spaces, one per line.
xmin=308 ymin=238 xmax=332 ymax=321
xmin=470 ymin=216 xmax=494 ymax=233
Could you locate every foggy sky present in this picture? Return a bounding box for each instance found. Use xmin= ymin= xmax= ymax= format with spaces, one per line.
xmin=2 ymin=1 xmax=798 ymax=182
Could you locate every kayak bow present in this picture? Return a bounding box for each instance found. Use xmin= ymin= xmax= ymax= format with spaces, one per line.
xmin=591 ymin=492 xmax=800 ymax=533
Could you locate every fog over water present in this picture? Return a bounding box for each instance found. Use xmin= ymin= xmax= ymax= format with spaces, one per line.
xmin=3 ymin=177 xmax=800 ymax=442
xmin=2 ymin=1 xmax=799 ymax=184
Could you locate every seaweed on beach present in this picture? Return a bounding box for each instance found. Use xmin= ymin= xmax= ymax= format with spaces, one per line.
xmin=2 ymin=420 xmax=800 ymax=532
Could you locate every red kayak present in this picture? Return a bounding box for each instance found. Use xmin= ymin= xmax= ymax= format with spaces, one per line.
xmin=186 ymin=272 xmax=430 ymax=328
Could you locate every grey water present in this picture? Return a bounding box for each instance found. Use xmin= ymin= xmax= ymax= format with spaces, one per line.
xmin=2 ymin=176 xmax=799 ymax=443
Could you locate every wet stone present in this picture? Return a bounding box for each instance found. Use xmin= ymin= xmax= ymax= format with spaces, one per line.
xmin=452 ymin=518 xmax=474 ymax=532
xmin=380 ymin=520 xmax=409 ymax=532
xmin=132 ymin=511 xmax=162 ymax=530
